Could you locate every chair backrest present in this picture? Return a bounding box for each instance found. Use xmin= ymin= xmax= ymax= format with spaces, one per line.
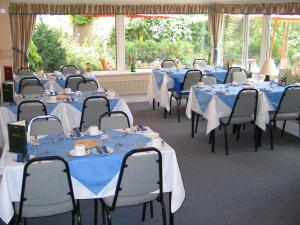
xmin=224 ymin=67 xmax=246 ymax=84
xmin=18 ymin=156 xmax=76 ymax=218
xmin=201 ymin=75 xmax=217 ymax=85
xmin=273 ymin=86 xmax=300 ymax=119
xmin=193 ymin=59 xmax=208 ymax=68
xmin=111 ymin=148 xmax=163 ymax=210
xmin=99 ymin=111 xmax=130 ymax=131
xmin=19 ymin=77 xmax=41 ymax=93
xmin=182 ymin=70 xmax=202 ymax=91
xmin=21 ymin=84 xmax=44 ymax=96
xmin=80 ymin=96 xmax=110 ymax=131
xmin=77 ymin=79 xmax=99 ymax=92
xmin=161 ymin=60 xmax=176 ymax=68
xmin=61 ymin=65 xmax=77 ymax=75
xmin=17 ymin=67 xmax=35 ymax=76
xmin=65 ymin=75 xmax=85 ymax=92
xmin=226 ymin=89 xmax=258 ymax=125
xmin=17 ymin=100 xmax=47 ymax=126
xmin=28 ymin=115 xmax=64 ymax=137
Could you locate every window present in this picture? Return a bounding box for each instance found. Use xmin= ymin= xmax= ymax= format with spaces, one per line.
xmin=28 ymin=15 xmax=116 ymax=72
xmin=270 ymin=15 xmax=300 ymax=81
xmin=124 ymin=14 xmax=211 ymax=69
xmin=223 ymin=15 xmax=244 ymax=67
xmin=248 ymin=15 xmax=263 ymax=72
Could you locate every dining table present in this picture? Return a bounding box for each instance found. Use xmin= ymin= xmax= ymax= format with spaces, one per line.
xmin=147 ymin=66 xmax=228 ymax=112
xmin=185 ymin=80 xmax=291 ymax=136
xmin=14 ymin=72 xmax=97 ymax=93
xmin=0 ymin=127 xmax=185 ymax=225
xmin=0 ymin=90 xmax=133 ymax=151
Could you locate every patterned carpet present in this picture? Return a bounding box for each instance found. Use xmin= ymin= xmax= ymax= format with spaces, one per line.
xmin=10 ymin=102 xmax=300 ymax=225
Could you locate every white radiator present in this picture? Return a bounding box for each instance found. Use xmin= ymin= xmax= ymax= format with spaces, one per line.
xmin=100 ymin=79 xmax=149 ymax=95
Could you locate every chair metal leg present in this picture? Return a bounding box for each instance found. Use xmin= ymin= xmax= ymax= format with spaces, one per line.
xmin=104 ymin=208 xmax=112 ymax=225
xmin=150 ymin=201 xmax=154 ymax=218
xmin=157 ymin=102 xmax=160 ymax=107
xmin=169 ymin=192 xmax=174 ymax=225
xmin=76 ymin=200 xmax=82 ymax=225
xmin=236 ymin=124 xmax=241 ymax=141
xmin=94 ymin=199 xmax=98 ymax=225
xmin=101 ymin=202 xmax=106 ymax=225
xmin=269 ymin=123 xmax=274 ymax=150
xmin=191 ymin=111 xmax=195 ymax=138
xmin=224 ymin=126 xmax=229 ymax=155
xmin=142 ymin=203 xmax=147 ymax=222
xmin=72 ymin=212 xmax=75 ymax=225
xmin=164 ymin=108 xmax=167 ymax=119
xmin=169 ymin=95 xmax=172 ymax=115
xmin=195 ymin=115 xmax=199 ymax=133
xmin=176 ymin=99 xmax=180 ymax=123
xmin=211 ymin=129 xmax=215 ymax=153
xmin=161 ymin=202 xmax=167 ymax=225
xmin=23 ymin=218 xmax=28 ymax=225
xmin=152 ymin=99 xmax=155 ymax=110
xmin=254 ymin=125 xmax=258 ymax=152
xmin=281 ymin=120 xmax=286 ymax=137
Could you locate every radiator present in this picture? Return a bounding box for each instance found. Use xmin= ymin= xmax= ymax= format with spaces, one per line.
xmin=99 ymin=79 xmax=149 ymax=95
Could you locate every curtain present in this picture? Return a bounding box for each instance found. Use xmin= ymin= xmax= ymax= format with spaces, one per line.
xmin=9 ymin=2 xmax=300 ymax=15
xmin=10 ymin=14 xmax=36 ymax=72
xmin=208 ymin=13 xmax=224 ymax=65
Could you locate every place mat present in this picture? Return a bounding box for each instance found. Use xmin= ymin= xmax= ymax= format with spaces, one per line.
xmin=74 ymin=139 xmax=100 ymax=148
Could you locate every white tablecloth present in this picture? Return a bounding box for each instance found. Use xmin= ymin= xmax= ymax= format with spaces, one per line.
xmin=0 ymin=133 xmax=185 ymax=224
xmin=186 ymin=86 xmax=276 ymax=135
xmin=147 ymin=70 xmax=174 ymax=111
xmin=0 ymin=99 xmax=133 ymax=151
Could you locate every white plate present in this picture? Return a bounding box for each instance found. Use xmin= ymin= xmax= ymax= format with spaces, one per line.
xmin=87 ymin=130 xmax=103 ymax=136
xmin=46 ymin=100 xmax=58 ymax=104
xmin=69 ymin=149 xmax=91 ymax=157
xmin=92 ymin=146 xmax=114 ymax=155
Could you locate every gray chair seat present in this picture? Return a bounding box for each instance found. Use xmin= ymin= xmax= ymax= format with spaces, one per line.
xmin=269 ymin=112 xmax=299 ymax=121
xmin=220 ymin=115 xmax=254 ymax=124
xmin=14 ymin=200 xmax=73 ymax=218
xmin=103 ymin=193 xmax=158 ymax=208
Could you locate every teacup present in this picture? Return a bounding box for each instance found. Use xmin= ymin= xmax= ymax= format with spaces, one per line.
xmin=73 ymin=144 xmax=86 ymax=155
xmin=64 ymin=88 xmax=72 ymax=95
xmin=198 ymin=82 xmax=205 ymax=87
xmin=88 ymin=126 xmax=99 ymax=136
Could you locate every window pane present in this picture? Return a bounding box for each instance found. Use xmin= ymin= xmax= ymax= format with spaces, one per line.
xmin=223 ymin=15 xmax=243 ymax=67
xmin=124 ymin=14 xmax=211 ymax=69
xmin=28 ymin=15 xmax=116 ymax=72
xmin=249 ymin=15 xmax=263 ymax=72
xmin=270 ymin=15 xmax=300 ymax=81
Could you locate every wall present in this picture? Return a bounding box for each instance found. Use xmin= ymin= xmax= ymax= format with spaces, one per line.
xmin=0 ymin=0 xmax=13 ymax=82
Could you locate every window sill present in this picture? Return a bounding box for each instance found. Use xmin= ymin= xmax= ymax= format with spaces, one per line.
xmin=91 ymin=69 xmax=152 ymax=77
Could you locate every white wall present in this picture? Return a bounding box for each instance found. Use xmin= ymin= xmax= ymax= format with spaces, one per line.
xmin=0 ymin=0 xmax=13 ymax=81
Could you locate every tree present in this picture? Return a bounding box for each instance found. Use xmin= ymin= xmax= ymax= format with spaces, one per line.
xmin=32 ymin=23 xmax=67 ymax=72
xmin=27 ymin=41 xmax=42 ymax=71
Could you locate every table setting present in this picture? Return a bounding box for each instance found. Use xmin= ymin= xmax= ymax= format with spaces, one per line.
xmin=147 ymin=66 xmax=228 ymax=111
xmin=186 ymin=80 xmax=296 ymax=134
xmin=13 ymin=71 xmax=96 ymax=94
xmin=0 ymin=88 xmax=133 ymax=150
xmin=0 ymin=126 xmax=185 ymax=224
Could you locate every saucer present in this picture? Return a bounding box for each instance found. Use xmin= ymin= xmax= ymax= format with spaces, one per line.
xmin=69 ymin=149 xmax=91 ymax=157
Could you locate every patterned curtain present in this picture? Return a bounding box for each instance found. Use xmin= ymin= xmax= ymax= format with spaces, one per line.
xmin=10 ymin=14 xmax=36 ymax=72
xmin=9 ymin=2 xmax=300 ymax=15
xmin=208 ymin=13 xmax=224 ymax=66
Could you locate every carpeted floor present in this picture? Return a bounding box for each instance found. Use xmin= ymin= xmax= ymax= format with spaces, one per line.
xmin=24 ymin=102 xmax=300 ymax=225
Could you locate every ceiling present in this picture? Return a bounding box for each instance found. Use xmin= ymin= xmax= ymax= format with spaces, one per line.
xmin=8 ymin=0 xmax=299 ymax=4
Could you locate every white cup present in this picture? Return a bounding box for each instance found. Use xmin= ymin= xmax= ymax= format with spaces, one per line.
xmin=64 ymin=88 xmax=72 ymax=94
xmin=74 ymin=144 xmax=86 ymax=155
xmin=88 ymin=126 xmax=99 ymax=136
xmin=198 ymin=82 xmax=205 ymax=87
